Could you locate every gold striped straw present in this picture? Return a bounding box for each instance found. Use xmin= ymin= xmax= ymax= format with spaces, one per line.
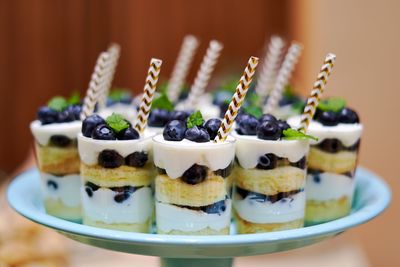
xmin=80 ymin=52 xmax=111 ymax=120
xmin=135 ymin=58 xmax=163 ymax=133
xmin=264 ymin=42 xmax=303 ymax=114
xmin=299 ymin=53 xmax=336 ymax=133
xmin=185 ymin=40 xmax=223 ymax=108
xmin=167 ymin=35 xmax=199 ymax=102
xmin=214 ymin=56 xmax=259 ymax=142
xmin=255 ymin=35 xmax=285 ymax=98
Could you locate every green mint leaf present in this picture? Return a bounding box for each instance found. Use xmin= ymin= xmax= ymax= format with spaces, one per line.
xmin=47 ymin=96 xmax=68 ymax=111
xmin=292 ymin=99 xmax=306 ymax=114
xmin=283 ymin=84 xmax=295 ymax=99
xmin=317 ymin=97 xmax=346 ymax=113
xmin=243 ymin=106 xmax=263 ymax=119
xmin=282 ymin=128 xmax=318 ymax=141
xmin=157 ymin=81 xmax=169 ymax=95
xmin=106 ymin=113 xmax=129 ymax=133
xmin=109 ymin=88 xmax=131 ymax=101
xmin=221 ymin=78 xmax=239 ymax=92
xmin=68 ymin=91 xmax=80 ymax=105
xmin=186 ymin=110 xmax=205 ymax=128
xmin=151 ymin=92 xmax=174 ymax=111
xmin=247 ymin=92 xmax=261 ymax=107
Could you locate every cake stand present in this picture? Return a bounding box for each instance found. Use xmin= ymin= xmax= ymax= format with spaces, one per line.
xmin=7 ymin=167 xmax=390 ymax=267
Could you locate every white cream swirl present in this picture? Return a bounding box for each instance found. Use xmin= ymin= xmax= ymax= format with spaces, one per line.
xmin=30 ymin=120 xmax=81 ymax=146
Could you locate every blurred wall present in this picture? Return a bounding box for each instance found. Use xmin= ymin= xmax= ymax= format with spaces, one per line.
xmin=0 ymin=0 xmax=289 ymax=173
xmin=290 ymin=0 xmax=399 ymax=266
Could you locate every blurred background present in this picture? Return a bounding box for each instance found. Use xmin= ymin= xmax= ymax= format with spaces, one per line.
xmin=0 ymin=0 xmax=398 ymax=266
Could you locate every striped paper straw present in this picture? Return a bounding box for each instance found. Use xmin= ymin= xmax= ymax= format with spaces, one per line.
xmin=299 ymin=53 xmax=337 ymax=133
xmin=80 ymin=52 xmax=111 ymax=120
xmin=215 ymin=56 xmax=259 ymax=142
xmin=167 ymin=35 xmax=199 ymax=102
xmin=185 ymin=40 xmax=223 ymax=108
xmin=264 ymin=42 xmax=303 ymax=114
xmin=135 ymin=58 xmax=163 ymax=133
xmin=255 ymin=36 xmax=285 ymax=98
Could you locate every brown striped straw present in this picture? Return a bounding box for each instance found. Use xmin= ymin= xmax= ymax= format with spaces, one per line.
xmin=167 ymin=35 xmax=199 ymax=102
xmin=214 ymin=56 xmax=259 ymax=142
xmin=135 ymin=58 xmax=163 ymax=133
xmin=80 ymin=52 xmax=111 ymax=120
xmin=298 ymin=53 xmax=336 ymax=133
xmin=264 ymin=42 xmax=303 ymax=114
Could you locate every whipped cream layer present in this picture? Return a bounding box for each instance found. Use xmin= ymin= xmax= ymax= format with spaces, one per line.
xmin=200 ymin=105 xmax=220 ymax=120
xmin=156 ymin=200 xmax=232 ymax=232
xmin=82 ymin=187 xmax=153 ymax=224
xmin=30 ymin=120 xmax=81 ymax=146
xmin=153 ymin=134 xmax=235 ymax=179
xmin=287 ymin=116 xmax=363 ymax=146
xmin=40 ymin=173 xmax=81 ymax=207
xmin=306 ymin=172 xmax=355 ymax=201
xmin=98 ymin=103 xmax=137 ymax=124
xmin=234 ymin=191 xmax=305 ymax=223
xmin=78 ymin=132 xmax=154 ymax=165
xmin=232 ymin=132 xmax=309 ymax=169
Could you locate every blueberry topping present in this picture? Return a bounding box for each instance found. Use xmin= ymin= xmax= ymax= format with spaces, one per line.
xmin=148 ymin=108 xmax=171 ymax=127
xmin=184 ymin=126 xmax=210 ymax=143
xmin=276 ymin=120 xmax=290 ymax=132
xmin=339 ymin=108 xmax=359 ymax=124
xmin=181 ymin=164 xmax=208 ymax=184
xmin=291 ymin=156 xmax=307 ymax=169
xmin=37 ymin=106 xmax=58 ymax=125
xmin=236 ymin=113 xmax=251 ymax=124
xmin=85 ymin=187 xmax=93 ymax=197
xmin=236 ymin=115 xmax=259 ymax=135
xmin=214 ymin=162 xmax=233 ymax=178
xmin=318 ymin=139 xmax=341 ymax=153
xmin=256 ymin=121 xmax=281 ymax=140
xmin=256 ymin=153 xmax=278 ymax=170
xmin=259 ymin=114 xmax=277 ymax=123
xmin=170 ymin=110 xmax=191 ymax=121
xmin=118 ymin=127 xmax=140 ymax=140
xmin=49 ymin=135 xmax=72 ymax=147
xmin=66 ymin=105 xmax=82 ymax=120
xmin=92 ymin=124 xmax=116 ymax=140
xmin=47 ymin=180 xmax=58 ymax=190
xmin=114 ymin=192 xmax=131 ymax=203
xmin=57 ymin=109 xmax=75 ymax=123
xmin=82 ymin=114 xmax=106 ymax=137
xmin=84 ymin=181 xmax=100 ymax=197
xmin=312 ymin=172 xmax=321 ymax=183
xmin=204 ymin=118 xmax=222 ymax=139
xmin=98 ymin=149 xmax=124 ymax=168
xmin=235 ymin=187 xmax=303 ymax=204
xmin=163 ymin=120 xmax=187 ymax=141
xmin=315 ymin=110 xmax=339 ymax=126
xmin=202 ymin=199 xmax=227 ymax=215
xmin=125 ymin=151 xmax=148 ymax=167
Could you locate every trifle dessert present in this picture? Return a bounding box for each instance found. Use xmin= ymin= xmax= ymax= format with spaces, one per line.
xmin=153 ymin=111 xmax=234 ymax=235
xmin=30 ymin=96 xmax=83 ymax=222
xmin=78 ymin=113 xmax=154 ymax=232
xmin=233 ymin=113 xmax=312 ymax=233
xmin=288 ymin=98 xmax=362 ymax=225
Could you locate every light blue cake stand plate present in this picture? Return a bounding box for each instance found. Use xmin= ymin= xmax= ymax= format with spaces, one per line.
xmin=7 ymin=167 xmax=390 ymax=267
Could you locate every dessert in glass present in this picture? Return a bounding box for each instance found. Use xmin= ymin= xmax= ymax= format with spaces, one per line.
xmin=233 ymin=113 xmax=310 ymax=233
xmin=153 ymin=112 xmax=234 ymax=235
xmin=78 ymin=113 xmax=154 ymax=232
xmin=30 ymin=96 xmax=83 ymax=222
xmin=288 ymin=98 xmax=362 ymax=225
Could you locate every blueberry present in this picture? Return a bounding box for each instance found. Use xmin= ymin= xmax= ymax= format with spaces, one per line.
xmin=57 ymin=109 xmax=75 ymax=123
xmin=111 ymin=185 xmax=137 ymax=203
xmin=214 ymin=162 xmax=233 ymax=178
xmin=148 ymin=108 xmax=171 ymax=127
xmin=259 ymin=114 xmax=277 ymax=123
xmin=49 ymin=135 xmax=72 ymax=147
xmin=257 ymin=121 xmax=281 ymax=140
xmin=47 ymin=180 xmax=58 ymax=190
xmin=85 ymin=182 xmax=100 ymax=197
xmin=236 ymin=113 xmax=251 ymax=124
xmin=170 ymin=110 xmax=191 ymax=121
xmin=184 ymin=126 xmax=210 ymax=142
xmin=92 ymin=124 xmax=116 ymax=140
xmin=181 ymin=164 xmax=208 ymax=184
xmin=256 ymin=153 xmax=278 ymax=170
xmin=114 ymin=193 xmax=131 ymax=203
xmin=316 ymin=110 xmax=339 ymax=126
xmin=66 ymin=105 xmax=82 ymax=120
xmin=163 ymin=120 xmax=187 ymax=141
xmin=204 ymin=118 xmax=221 ymax=139
xmin=318 ymin=139 xmax=342 ymax=153
xmin=276 ymin=120 xmax=290 ymax=132
xmin=339 ymin=108 xmax=359 ymax=124
xmin=313 ymin=173 xmax=321 ymax=183
xmin=85 ymin=187 xmax=93 ymax=197
xmin=37 ymin=106 xmax=58 ymax=125
xmin=125 ymin=151 xmax=148 ymax=167
xmin=202 ymin=199 xmax=227 ymax=215
xmin=291 ymin=156 xmax=307 ymax=169
xmin=82 ymin=114 xmax=105 ymax=137
xmin=236 ymin=115 xmax=259 ymax=135
xmin=98 ymin=149 xmax=124 ymax=168
xmin=218 ymin=102 xmax=229 ymax=118
xmin=118 ymin=127 xmax=140 ymax=140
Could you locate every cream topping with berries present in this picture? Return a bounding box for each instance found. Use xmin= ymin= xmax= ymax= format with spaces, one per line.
xmin=30 ymin=120 xmax=82 ymax=146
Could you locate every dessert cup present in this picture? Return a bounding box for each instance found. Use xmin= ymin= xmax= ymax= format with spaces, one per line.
xmin=232 ymin=132 xmax=309 ymax=233
xmin=78 ymin=132 xmax=155 ymax=232
xmin=153 ymin=134 xmax=235 ymax=235
xmin=288 ymin=116 xmax=363 ymax=225
xmin=30 ymin=120 xmax=82 ymax=222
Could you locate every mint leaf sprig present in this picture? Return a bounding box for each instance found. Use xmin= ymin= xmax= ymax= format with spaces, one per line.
xmin=68 ymin=91 xmax=81 ymax=105
xmin=152 ymin=92 xmax=174 ymax=111
xmin=243 ymin=106 xmax=263 ymax=119
xmin=317 ymin=97 xmax=346 ymax=113
xmin=186 ymin=111 xmax=204 ymax=128
xmin=48 ymin=96 xmax=69 ymax=112
xmin=282 ymin=128 xmax=318 ymax=141
xmin=106 ymin=113 xmax=129 ymax=133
